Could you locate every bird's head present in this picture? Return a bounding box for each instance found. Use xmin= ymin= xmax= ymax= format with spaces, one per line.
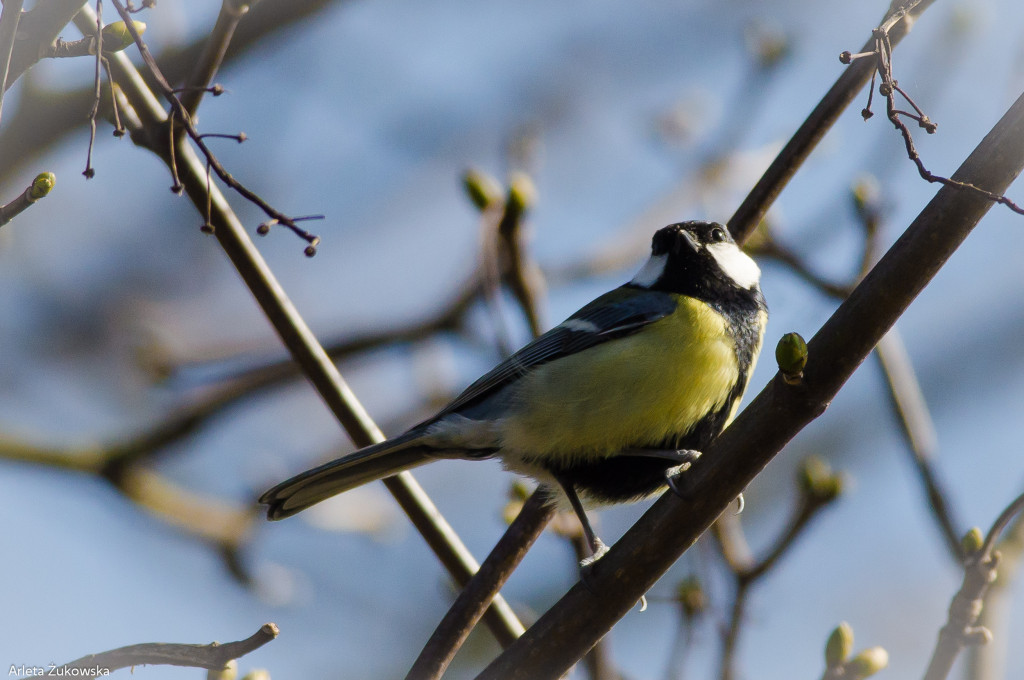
xmin=631 ymin=221 xmax=761 ymax=297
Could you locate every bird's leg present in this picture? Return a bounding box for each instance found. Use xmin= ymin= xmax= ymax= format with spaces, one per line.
xmin=553 ymin=474 xmax=608 ymax=564
xmin=623 ymin=448 xmax=744 ymax=509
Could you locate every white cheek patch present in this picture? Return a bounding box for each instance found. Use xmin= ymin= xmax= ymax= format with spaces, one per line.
xmin=707 ymin=242 xmax=761 ymax=289
xmin=630 ymin=253 xmax=668 ymax=288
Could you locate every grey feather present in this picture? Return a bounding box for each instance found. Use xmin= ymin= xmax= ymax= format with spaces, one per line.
xmin=260 ymin=431 xmax=433 ymax=520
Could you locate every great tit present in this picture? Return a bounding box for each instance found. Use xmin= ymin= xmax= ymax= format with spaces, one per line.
xmin=261 ymin=221 xmax=767 ymax=557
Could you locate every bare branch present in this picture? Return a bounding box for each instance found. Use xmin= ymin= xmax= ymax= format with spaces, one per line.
xmin=406 ymin=489 xmax=554 ymax=680
xmin=180 ymin=0 xmax=250 ymax=116
xmin=965 ymin=507 xmax=1024 ymax=680
xmin=475 ymin=85 xmax=1024 ymax=680
xmin=75 ymin=5 xmax=526 ymax=645
xmin=3 ymin=0 xmax=87 ymax=92
xmin=727 ymin=0 xmax=936 ymax=242
xmin=874 ymin=331 xmax=963 ymax=561
xmin=106 ymin=0 xmax=320 ymax=249
xmin=718 ymin=457 xmax=842 ymax=680
xmin=923 ymin=492 xmax=1024 ymax=680
xmin=0 ymin=0 xmax=346 ymax=186
xmin=0 ymin=435 xmax=258 ymax=576
xmin=497 ymin=174 xmax=546 ymax=338
xmin=844 ymin=7 xmax=1024 ymax=217
xmin=56 ymin=623 xmax=279 ymax=678
xmin=0 ymin=0 xmax=25 ymax=123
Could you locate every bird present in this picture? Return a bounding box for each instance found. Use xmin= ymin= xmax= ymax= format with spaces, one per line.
xmin=260 ymin=221 xmax=767 ymax=559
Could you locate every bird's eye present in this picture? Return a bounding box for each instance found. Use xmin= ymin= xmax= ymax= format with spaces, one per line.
xmin=710 ymin=227 xmax=727 ymax=243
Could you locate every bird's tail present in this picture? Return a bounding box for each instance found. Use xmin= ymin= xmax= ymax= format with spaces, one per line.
xmin=260 ymin=431 xmax=434 ymax=520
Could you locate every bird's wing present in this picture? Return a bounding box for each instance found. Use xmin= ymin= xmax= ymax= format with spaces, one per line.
xmin=432 ymin=287 xmax=678 ymax=418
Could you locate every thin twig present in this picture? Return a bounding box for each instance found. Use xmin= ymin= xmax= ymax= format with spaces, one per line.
xmin=107 ymin=0 xmax=321 ymax=249
xmin=99 ymin=55 xmax=126 ymax=136
xmin=3 ymin=0 xmax=86 ymax=93
xmin=718 ymin=581 xmax=749 ymax=680
xmin=875 ymin=331 xmax=963 ymax=561
xmin=479 ymin=197 xmax=516 ymax=358
xmin=0 ymin=0 xmax=344 ymax=187
xmin=727 ymin=0 xmax=937 ymax=243
xmin=83 ymin=0 xmax=104 ymax=179
xmin=0 ymin=0 xmax=25 ymax=124
xmin=78 ymin=5 xmax=525 ymax=644
xmin=922 ymin=491 xmax=1024 ymax=680
xmin=717 ymin=463 xmax=841 ymax=680
xmin=406 ymin=489 xmax=554 ymax=680
xmin=747 ymin=235 xmax=851 ymax=298
xmin=965 ymin=508 xmax=1024 ymax=680
xmin=180 ymin=0 xmax=249 ymax=116
xmin=497 ymin=175 xmax=546 ymax=338
xmin=0 ymin=435 xmax=258 ymax=578
xmin=57 ymin=623 xmax=278 ymax=678
xmin=846 ymin=5 xmax=1024 ymax=217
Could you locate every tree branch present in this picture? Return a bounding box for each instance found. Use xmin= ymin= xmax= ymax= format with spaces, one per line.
xmin=76 ymin=4 xmax=525 ymax=644
xmin=179 ymin=0 xmax=249 ymax=116
xmin=3 ymin=0 xmax=86 ymax=92
xmin=56 ymin=623 xmax=278 ymax=678
xmin=875 ymin=331 xmax=963 ymax=561
xmin=727 ymin=0 xmax=936 ymax=242
xmin=0 ymin=0 xmax=346 ymax=185
xmin=406 ymin=488 xmax=555 ymax=680
xmin=0 ymin=435 xmax=258 ymax=578
xmin=923 ymin=492 xmax=1024 ymax=680
xmin=0 ymin=0 xmax=25 ymax=123
xmin=718 ymin=457 xmax=842 ymax=680
xmin=475 ymin=85 xmax=1024 ymax=680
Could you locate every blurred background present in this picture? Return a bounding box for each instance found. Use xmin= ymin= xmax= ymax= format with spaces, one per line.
xmin=2 ymin=0 xmax=1024 ymax=678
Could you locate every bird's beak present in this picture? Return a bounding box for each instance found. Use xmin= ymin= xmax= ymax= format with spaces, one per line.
xmin=678 ymin=229 xmax=699 ymax=253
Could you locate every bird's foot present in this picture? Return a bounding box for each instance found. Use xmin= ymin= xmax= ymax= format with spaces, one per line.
xmin=665 ymin=449 xmax=704 ymax=499
xmin=579 ymin=537 xmax=609 ymax=568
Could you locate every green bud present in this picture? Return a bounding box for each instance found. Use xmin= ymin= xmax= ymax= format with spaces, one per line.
xmin=100 ymin=21 xmax=147 ymax=53
xmin=29 ymin=172 xmax=56 ymax=200
xmin=239 ymin=670 xmax=270 ymax=680
xmin=674 ymin=576 xmax=705 ymax=619
xmin=462 ymin=169 xmax=502 ymax=211
xmin=961 ymin=526 xmax=984 ymax=556
xmin=799 ymin=456 xmax=843 ymax=503
xmin=851 ymin=174 xmax=880 ymax=219
xmin=508 ymin=480 xmax=531 ymax=502
xmin=746 ymin=26 xmax=789 ymax=68
xmin=502 ymin=482 xmax=531 ymax=524
xmin=824 ymin=621 xmax=853 ymax=667
xmin=506 ymin=171 xmax=536 ymax=215
xmin=846 ymin=646 xmax=889 ymax=679
xmin=207 ymin=660 xmax=237 ymax=680
xmin=775 ymin=332 xmax=808 ymax=383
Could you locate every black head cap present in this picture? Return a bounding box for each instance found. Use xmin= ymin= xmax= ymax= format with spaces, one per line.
xmin=632 ymin=221 xmax=763 ymax=303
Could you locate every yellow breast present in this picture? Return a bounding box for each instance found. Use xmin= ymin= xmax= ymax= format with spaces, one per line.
xmin=500 ymin=297 xmax=743 ymax=462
